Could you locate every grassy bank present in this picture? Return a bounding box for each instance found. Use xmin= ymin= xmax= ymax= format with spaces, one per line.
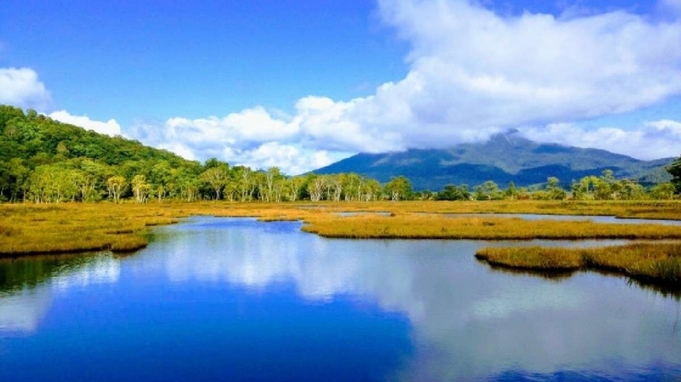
xmin=0 ymin=203 xmax=179 ymax=255
xmin=301 ymin=214 xmax=681 ymax=240
xmin=476 ymin=243 xmax=681 ymax=286
xmin=2 ymin=200 xmax=681 ymax=257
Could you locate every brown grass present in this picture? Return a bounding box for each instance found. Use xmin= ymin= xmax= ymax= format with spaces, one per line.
xmin=476 ymin=242 xmax=681 ymax=285
xmin=301 ymin=214 xmax=681 ymax=240
xmin=1 ymin=200 xmax=681 ymax=257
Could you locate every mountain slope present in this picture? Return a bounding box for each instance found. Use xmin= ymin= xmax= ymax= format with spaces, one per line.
xmin=313 ymin=132 xmax=674 ymax=190
xmin=0 ymin=105 xmax=194 ymax=168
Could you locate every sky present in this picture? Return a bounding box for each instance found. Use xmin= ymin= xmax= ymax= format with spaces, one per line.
xmin=2 ymin=0 xmax=681 ymax=175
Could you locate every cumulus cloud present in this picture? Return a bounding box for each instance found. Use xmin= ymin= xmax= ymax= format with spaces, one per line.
xmin=131 ymin=0 xmax=681 ymax=170
xmin=368 ymin=0 xmax=681 ymax=144
xmin=219 ymin=142 xmax=337 ymax=176
xmin=130 ymin=107 xmax=345 ymax=175
xmin=0 ymin=67 xmax=51 ymax=110
xmin=521 ymin=119 xmax=681 ymax=160
xmin=49 ymin=110 xmax=122 ymax=136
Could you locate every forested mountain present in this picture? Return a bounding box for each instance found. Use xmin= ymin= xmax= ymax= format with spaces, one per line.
xmin=0 ymin=105 xmax=204 ymax=202
xmin=313 ymin=131 xmax=674 ymax=190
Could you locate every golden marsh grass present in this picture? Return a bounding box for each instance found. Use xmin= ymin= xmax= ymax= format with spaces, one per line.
xmin=2 ymin=200 xmax=681 ymax=260
xmin=476 ymin=243 xmax=681 ymax=285
xmin=301 ymin=214 xmax=681 ymax=240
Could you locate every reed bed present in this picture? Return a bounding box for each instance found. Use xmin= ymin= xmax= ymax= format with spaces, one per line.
xmin=2 ymin=200 xmax=681 ymax=257
xmin=476 ymin=243 xmax=681 ymax=285
xmin=301 ymin=214 xmax=681 ymax=240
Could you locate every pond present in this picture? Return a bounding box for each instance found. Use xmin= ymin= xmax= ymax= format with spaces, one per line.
xmin=1 ymin=217 xmax=680 ymax=381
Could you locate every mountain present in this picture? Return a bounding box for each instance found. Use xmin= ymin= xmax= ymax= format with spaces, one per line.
xmin=313 ymin=131 xmax=674 ymax=190
xmin=0 ymin=105 xmax=196 ymax=169
xmin=0 ymin=105 xmax=205 ymax=201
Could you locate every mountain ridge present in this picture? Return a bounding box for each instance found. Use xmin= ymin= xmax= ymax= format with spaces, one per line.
xmin=313 ymin=132 xmax=674 ymax=190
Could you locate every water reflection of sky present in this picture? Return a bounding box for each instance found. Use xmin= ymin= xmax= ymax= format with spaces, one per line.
xmin=0 ymin=253 xmax=120 ymax=334
xmin=155 ymin=217 xmax=681 ymax=381
xmin=1 ymin=217 xmax=680 ymax=381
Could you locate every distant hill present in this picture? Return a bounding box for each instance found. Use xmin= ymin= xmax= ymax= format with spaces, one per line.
xmin=0 ymin=105 xmax=194 ymax=169
xmin=0 ymin=105 xmax=205 ymax=201
xmin=313 ymin=131 xmax=674 ymax=190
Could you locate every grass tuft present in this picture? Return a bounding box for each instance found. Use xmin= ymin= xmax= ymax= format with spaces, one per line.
xmin=476 ymin=242 xmax=681 ymax=285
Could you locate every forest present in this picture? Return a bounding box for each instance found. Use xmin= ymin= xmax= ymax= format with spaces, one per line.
xmin=1 ymin=104 xmax=680 ymax=203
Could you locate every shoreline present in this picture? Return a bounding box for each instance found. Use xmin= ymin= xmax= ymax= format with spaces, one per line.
xmin=1 ymin=201 xmax=681 ymax=288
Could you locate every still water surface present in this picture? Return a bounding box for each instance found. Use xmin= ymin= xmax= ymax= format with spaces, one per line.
xmin=1 ymin=217 xmax=680 ymax=381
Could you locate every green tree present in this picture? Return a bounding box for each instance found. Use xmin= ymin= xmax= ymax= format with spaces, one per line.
xmin=363 ymin=179 xmax=382 ymax=201
xmin=131 ymin=175 xmax=150 ymax=203
xmin=200 ymin=165 xmax=229 ymax=200
xmin=650 ymin=182 xmax=675 ymax=200
xmin=667 ymin=157 xmax=681 ymax=194
xmin=384 ymin=176 xmax=412 ymax=201
xmin=306 ymin=174 xmax=326 ymax=202
xmin=504 ymin=181 xmax=519 ymax=200
xmin=107 ymin=176 xmax=126 ymax=203
xmin=437 ymin=184 xmax=470 ymax=201
xmin=286 ymin=176 xmax=304 ymax=202
xmin=546 ymin=177 xmax=566 ymax=200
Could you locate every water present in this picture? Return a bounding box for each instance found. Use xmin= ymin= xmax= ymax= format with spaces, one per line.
xmin=1 ymin=217 xmax=680 ymax=381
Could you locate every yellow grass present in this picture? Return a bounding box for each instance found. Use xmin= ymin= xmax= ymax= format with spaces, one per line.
xmin=1 ymin=200 xmax=681 ymax=257
xmin=474 ymin=247 xmax=583 ymax=270
xmin=476 ymin=243 xmax=681 ymax=285
xmin=301 ymin=214 xmax=681 ymax=240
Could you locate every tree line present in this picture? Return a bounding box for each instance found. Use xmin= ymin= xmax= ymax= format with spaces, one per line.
xmin=6 ymin=159 xmax=680 ymax=204
xmin=432 ymin=170 xmax=677 ymax=201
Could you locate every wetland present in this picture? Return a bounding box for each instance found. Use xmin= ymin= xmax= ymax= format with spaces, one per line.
xmin=1 ymin=201 xmax=681 ymax=381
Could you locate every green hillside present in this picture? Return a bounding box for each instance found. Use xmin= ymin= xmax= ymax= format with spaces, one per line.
xmin=0 ymin=105 xmax=203 ymax=202
xmin=314 ymin=131 xmax=674 ymax=190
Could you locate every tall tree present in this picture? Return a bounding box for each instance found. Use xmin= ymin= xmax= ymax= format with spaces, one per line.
xmin=200 ymin=165 xmax=229 ymax=200
xmin=667 ymin=156 xmax=681 ymax=194
xmin=107 ymin=176 xmax=126 ymax=203
xmin=385 ymin=176 xmax=412 ymax=201
xmin=131 ymin=175 xmax=150 ymax=203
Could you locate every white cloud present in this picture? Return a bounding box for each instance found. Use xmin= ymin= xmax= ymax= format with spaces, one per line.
xmin=219 ymin=142 xmax=339 ymax=176
xmin=130 ymin=0 xmax=681 ymax=169
xmin=365 ymin=0 xmax=681 ymax=145
xmin=660 ymin=0 xmax=681 ymax=14
xmin=49 ymin=110 xmax=122 ymax=136
xmin=130 ymin=108 xmax=348 ymax=174
xmin=165 ymin=106 xmax=298 ymax=146
xmin=521 ymin=119 xmax=681 ymax=160
xmin=0 ymin=67 xmax=51 ymax=110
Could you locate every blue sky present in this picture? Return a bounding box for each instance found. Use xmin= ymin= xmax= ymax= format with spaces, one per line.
xmin=2 ymin=0 xmax=681 ymax=174
xmin=1 ymin=1 xmax=408 ymax=124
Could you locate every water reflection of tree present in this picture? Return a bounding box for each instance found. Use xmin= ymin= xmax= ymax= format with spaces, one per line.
xmin=475 ymin=258 xmax=577 ymax=282
xmin=0 ymin=252 xmax=110 ymax=293
xmin=624 ymin=276 xmax=681 ymax=301
xmin=477 ymin=258 xmax=681 ymax=300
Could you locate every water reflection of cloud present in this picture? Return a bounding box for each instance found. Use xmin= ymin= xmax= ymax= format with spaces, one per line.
xmin=159 ymin=218 xmax=681 ymax=381
xmin=0 ymin=253 xmax=121 ymax=335
xmin=0 ymin=289 xmax=51 ymax=334
xmin=470 ymin=287 xmax=583 ymax=320
xmin=51 ymin=254 xmax=121 ymax=291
